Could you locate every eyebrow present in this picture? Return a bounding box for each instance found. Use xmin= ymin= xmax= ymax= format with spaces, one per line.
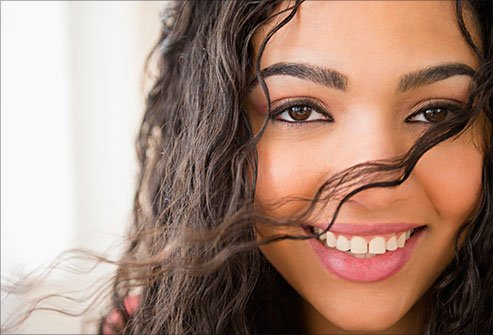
xmin=398 ymin=63 xmax=476 ymax=92
xmin=248 ymin=62 xmax=476 ymax=93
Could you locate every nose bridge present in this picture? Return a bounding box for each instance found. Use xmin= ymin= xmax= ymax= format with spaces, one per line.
xmin=348 ymin=112 xmax=404 ymax=164
xmin=337 ymin=111 xmax=410 ymax=211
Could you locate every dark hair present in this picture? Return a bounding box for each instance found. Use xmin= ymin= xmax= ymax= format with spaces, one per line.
xmin=3 ymin=1 xmax=491 ymax=334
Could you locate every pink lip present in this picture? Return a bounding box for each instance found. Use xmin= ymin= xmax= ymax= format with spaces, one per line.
xmin=307 ymin=228 xmax=426 ymax=282
xmin=313 ymin=222 xmax=425 ymax=235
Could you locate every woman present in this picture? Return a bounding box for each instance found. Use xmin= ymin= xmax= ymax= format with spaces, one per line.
xmin=99 ymin=1 xmax=492 ymax=334
xmin=97 ymin=1 xmax=493 ymax=334
xmin=86 ymin=0 xmax=492 ymax=334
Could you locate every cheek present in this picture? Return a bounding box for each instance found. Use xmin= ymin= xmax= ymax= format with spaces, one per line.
xmin=254 ymin=139 xmax=329 ymax=217
xmin=414 ymin=131 xmax=483 ymax=230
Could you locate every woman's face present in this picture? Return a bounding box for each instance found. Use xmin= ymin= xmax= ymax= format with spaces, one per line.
xmin=245 ymin=1 xmax=484 ymax=333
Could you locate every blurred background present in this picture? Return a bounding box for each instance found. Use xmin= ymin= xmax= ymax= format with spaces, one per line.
xmin=1 ymin=1 xmax=167 ymax=333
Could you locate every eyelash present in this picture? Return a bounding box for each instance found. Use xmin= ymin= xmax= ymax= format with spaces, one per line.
xmin=270 ymin=99 xmax=333 ymax=126
xmin=406 ymin=101 xmax=463 ymax=123
xmin=269 ymin=99 xmax=463 ymax=126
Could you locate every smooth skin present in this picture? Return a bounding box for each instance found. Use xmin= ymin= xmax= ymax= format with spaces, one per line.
xmin=245 ymin=1 xmax=484 ymax=334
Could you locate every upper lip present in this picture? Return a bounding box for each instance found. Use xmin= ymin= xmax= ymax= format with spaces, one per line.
xmin=311 ymin=223 xmax=426 ymax=235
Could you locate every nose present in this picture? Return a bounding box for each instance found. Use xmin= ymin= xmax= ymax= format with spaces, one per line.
xmin=347 ymin=179 xmax=412 ymax=212
xmin=333 ymin=111 xmax=412 ymax=211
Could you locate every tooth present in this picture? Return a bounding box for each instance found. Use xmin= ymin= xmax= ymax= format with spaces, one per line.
xmin=387 ymin=235 xmax=398 ymax=251
xmin=315 ymin=227 xmax=321 ymax=234
xmin=350 ymin=236 xmax=367 ymax=254
xmin=369 ymin=236 xmax=386 ymax=254
xmin=336 ymin=235 xmax=350 ymax=251
xmin=365 ymin=253 xmax=376 ymax=259
xmin=326 ymin=232 xmax=337 ymax=248
xmin=353 ymin=253 xmax=365 ymax=259
xmin=406 ymin=230 xmax=411 ymax=240
xmin=397 ymin=232 xmax=406 ymax=248
xmin=319 ymin=227 xmax=327 ymax=239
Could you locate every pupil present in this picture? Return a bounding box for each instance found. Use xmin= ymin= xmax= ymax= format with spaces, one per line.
xmin=425 ymin=108 xmax=447 ymax=122
xmin=289 ymin=106 xmax=311 ymax=121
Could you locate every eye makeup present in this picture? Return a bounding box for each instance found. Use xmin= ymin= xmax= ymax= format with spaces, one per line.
xmin=405 ymin=99 xmax=465 ymax=124
xmin=268 ymin=97 xmax=334 ymax=127
xmin=265 ymin=96 xmax=466 ymax=128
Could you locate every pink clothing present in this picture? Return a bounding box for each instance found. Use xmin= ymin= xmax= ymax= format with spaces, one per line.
xmin=102 ymin=295 xmax=140 ymax=335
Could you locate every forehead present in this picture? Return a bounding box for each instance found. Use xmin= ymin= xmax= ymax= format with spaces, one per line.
xmin=253 ymin=1 xmax=480 ymax=77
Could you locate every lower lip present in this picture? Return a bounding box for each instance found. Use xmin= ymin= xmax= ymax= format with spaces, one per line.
xmin=307 ymin=228 xmax=426 ymax=282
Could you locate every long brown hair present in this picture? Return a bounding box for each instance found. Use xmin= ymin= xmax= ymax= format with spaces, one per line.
xmin=3 ymin=1 xmax=492 ymax=334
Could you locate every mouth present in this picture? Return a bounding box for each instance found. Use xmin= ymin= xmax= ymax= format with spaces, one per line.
xmin=303 ymin=224 xmax=428 ymax=282
xmin=303 ymin=224 xmax=427 ymax=259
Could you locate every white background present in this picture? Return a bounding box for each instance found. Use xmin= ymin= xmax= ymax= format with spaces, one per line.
xmin=1 ymin=1 xmax=167 ymax=333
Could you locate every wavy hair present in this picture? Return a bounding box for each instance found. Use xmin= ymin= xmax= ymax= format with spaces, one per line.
xmin=3 ymin=1 xmax=491 ymax=334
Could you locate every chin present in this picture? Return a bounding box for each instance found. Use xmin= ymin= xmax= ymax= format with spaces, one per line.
xmin=322 ymin=302 xmax=406 ymax=332
xmin=334 ymin=318 xmax=396 ymax=333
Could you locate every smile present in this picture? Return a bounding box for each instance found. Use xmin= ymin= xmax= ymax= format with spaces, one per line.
xmin=305 ymin=224 xmax=428 ymax=282
xmin=313 ymin=226 xmax=419 ymax=258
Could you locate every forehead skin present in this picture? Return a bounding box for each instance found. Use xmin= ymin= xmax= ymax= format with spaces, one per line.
xmin=253 ymin=1 xmax=480 ymax=86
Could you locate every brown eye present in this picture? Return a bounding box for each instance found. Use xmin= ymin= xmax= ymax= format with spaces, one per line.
xmin=272 ymin=101 xmax=332 ymax=124
xmin=407 ymin=102 xmax=461 ymax=124
xmin=288 ymin=105 xmax=313 ymax=121
xmin=423 ymin=108 xmax=448 ymax=122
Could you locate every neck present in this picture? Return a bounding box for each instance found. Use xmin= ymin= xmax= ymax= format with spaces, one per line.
xmin=302 ymin=291 xmax=429 ymax=335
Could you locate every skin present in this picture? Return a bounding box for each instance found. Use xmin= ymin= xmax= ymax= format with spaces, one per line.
xmin=245 ymin=1 xmax=484 ymax=334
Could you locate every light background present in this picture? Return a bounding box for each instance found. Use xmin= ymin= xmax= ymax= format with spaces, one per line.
xmin=1 ymin=1 xmax=167 ymax=333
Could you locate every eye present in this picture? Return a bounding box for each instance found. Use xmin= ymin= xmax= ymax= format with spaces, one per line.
xmin=406 ymin=102 xmax=463 ymax=124
xmin=271 ymin=100 xmax=333 ymax=124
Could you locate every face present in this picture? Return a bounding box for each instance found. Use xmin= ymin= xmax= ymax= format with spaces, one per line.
xmin=245 ymin=1 xmax=484 ymax=334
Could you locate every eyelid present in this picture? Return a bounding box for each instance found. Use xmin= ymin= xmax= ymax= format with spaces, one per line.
xmin=269 ymin=97 xmax=331 ymax=118
xmin=406 ymin=99 xmax=464 ymax=121
xmin=411 ymin=98 xmax=465 ymax=110
xmin=268 ymin=97 xmax=464 ymax=124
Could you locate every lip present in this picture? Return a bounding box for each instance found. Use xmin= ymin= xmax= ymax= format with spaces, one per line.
xmin=311 ymin=222 xmax=426 ymax=235
xmin=307 ymin=227 xmax=427 ymax=282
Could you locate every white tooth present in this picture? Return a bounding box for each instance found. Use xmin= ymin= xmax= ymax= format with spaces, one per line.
xmin=369 ymin=236 xmax=386 ymax=254
xmin=350 ymin=236 xmax=367 ymax=254
xmin=397 ymin=232 xmax=406 ymax=248
xmin=320 ymin=232 xmax=327 ymax=240
xmin=387 ymin=235 xmax=398 ymax=251
xmin=336 ymin=235 xmax=350 ymax=251
xmin=406 ymin=230 xmax=411 ymax=240
xmin=326 ymin=232 xmax=337 ymax=248
xmin=365 ymin=253 xmax=376 ymax=259
xmin=353 ymin=253 xmax=366 ymax=259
